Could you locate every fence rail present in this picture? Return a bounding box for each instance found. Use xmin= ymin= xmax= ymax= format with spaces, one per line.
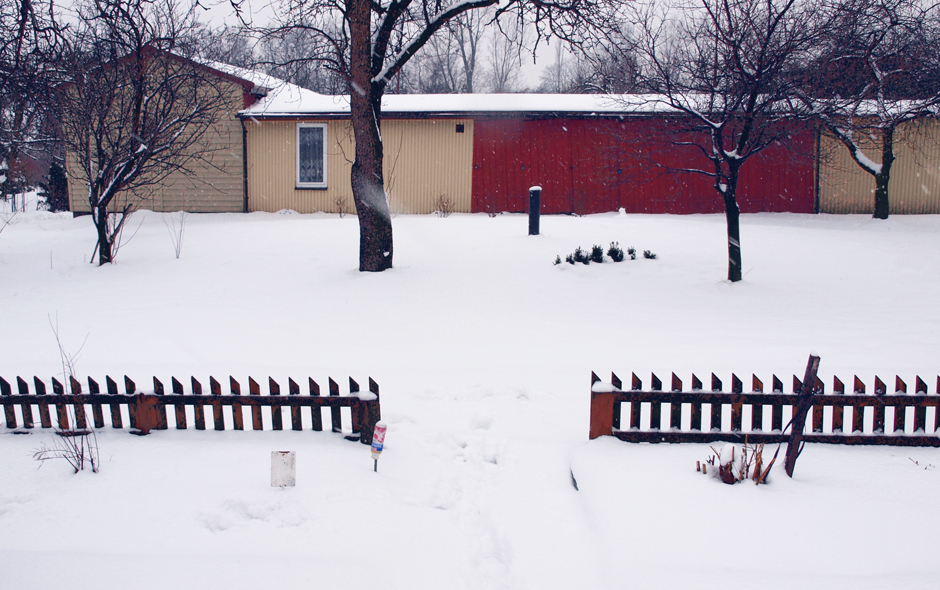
xmin=0 ymin=374 xmax=381 ymax=444
xmin=590 ymin=370 xmax=940 ymax=447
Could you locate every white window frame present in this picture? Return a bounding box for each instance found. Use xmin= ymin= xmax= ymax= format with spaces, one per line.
xmin=296 ymin=123 xmax=328 ymax=189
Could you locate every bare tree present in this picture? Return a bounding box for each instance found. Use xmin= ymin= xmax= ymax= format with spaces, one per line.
xmin=59 ymin=0 xmax=232 ymax=265
xmin=197 ymin=24 xmax=256 ymax=69
xmin=575 ymin=27 xmax=639 ymax=93
xmin=256 ymin=27 xmax=347 ymax=93
xmin=260 ymin=0 xmax=618 ymax=271
xmin=486 ymin=11 xmax=527 ymax=92
xmin=629 ymin=0 xmax=820 ymax=282
xmin=405 ymin=9 xmax=488 ymax=93
xmin=538 ymin=40 xmax=639 ymax=94
xmin=0 ymin=0 xmax=65 ymax=208
xmin=537 ymin=42 xmax=575 ymax=92
xmin=800 ymin=0 xmax=940 ymax=219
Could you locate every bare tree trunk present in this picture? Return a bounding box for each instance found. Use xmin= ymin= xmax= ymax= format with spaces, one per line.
xmin=95 ymin=204 xmax=113 ymax=265
xmin=348 ymin=0 xmax=393 ymax=272
xmin=723 ymin=166 xmax=742 ymax=283
xmin=873 ymin=127 xmax=894 ymax=220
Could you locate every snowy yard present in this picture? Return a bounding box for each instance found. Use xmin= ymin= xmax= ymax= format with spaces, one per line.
xmin=1 ymin=209 xmax=938 ymax=589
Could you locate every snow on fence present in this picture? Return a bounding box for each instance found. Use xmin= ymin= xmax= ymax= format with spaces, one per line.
xmin=0 ymin=374 xmax=381 ymax=444
xmin=590 ymin=371 xmax=939 ymax=447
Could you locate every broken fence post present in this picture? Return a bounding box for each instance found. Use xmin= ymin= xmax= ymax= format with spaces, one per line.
xmin=784 ymin=354 xmax=821 ymax=478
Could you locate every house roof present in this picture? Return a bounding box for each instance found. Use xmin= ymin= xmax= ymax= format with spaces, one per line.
xmin=228 ymin=63 xmax=937 ymax=121
xmin=236 ymin=76 xmax=679 ymax=119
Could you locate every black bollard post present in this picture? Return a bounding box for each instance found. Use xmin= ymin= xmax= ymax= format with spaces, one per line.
xmin=528 ymin=185 xmax=541 ymax=235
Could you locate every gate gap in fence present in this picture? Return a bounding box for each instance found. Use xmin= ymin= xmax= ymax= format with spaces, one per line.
xmin=0 ymin=375 xmax=381 ymax=444
xmin=590 ymin=368 xmax=939 ymax=447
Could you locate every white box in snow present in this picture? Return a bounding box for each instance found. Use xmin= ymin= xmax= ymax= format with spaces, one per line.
xmin=271 ymin=451 xmax=296 ymax=487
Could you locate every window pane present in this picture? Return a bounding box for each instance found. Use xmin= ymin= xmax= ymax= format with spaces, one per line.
xmin=298 ymin=126 xmax=324 ymax=184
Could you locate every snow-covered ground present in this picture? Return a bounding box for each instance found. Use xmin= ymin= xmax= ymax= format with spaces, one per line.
xmin=1 ymin=209 xmax=938 ymax=589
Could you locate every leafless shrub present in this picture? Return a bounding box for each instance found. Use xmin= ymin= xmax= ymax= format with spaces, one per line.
xmin=333 ymin=196 xmax=350 ymax=218
xmin=163 ymin=210 xmax=187 ymax=259
xmin=33 ymin=429 xmax=99 ymax=473
xmin=35 ymin=317 xmax=99 ymax=473
xmin=435 ymin=194 xmax=453 ymax=218
xmin=699 ymin=440 xmax=778 ymax=485
xmin=0 ymin=210 xmax=14 ymax=235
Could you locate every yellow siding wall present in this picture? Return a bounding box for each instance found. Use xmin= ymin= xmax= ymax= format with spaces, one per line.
xmin=67 ymin=80 xmax=246 ymax=214
xmin=245 ymin=118 xmax=474 ymax=214
xmin=819 ymin=119 xmax=940 ymax=214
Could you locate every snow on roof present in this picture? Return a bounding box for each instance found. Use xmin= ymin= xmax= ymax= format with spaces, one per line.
xmin=213 ymin=62 xmax=940 ymax=120
xmin=203 ymin=61 xmax=285 ymax=95
xmin=238 ymin=76 xmax=677 ymax=118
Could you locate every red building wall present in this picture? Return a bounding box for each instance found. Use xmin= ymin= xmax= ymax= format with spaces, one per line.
xmin=470 ymin=117 xmax=816 ymax=215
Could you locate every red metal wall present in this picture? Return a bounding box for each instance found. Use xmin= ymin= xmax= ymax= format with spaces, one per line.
xmin=471 ymin=117 xmax=816 ymax=215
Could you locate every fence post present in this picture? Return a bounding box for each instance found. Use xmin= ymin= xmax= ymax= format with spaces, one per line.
xmin=528 ymin=186 xmax=541 ymax=236
xmin=133 ymin=393 xmax=158 ymax=435
xmin=589 ymin=372 xmax=615 ymax=439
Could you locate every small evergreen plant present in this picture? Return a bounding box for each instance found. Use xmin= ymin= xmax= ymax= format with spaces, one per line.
xmin=573 ymin=247 xmax=590 ymax=265
xmin=39 ymin=162 xmax=70 ymax=212
xmin=607 ymin=242 xmax=624 ymax=262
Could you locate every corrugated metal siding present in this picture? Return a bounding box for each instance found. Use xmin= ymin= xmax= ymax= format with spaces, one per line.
xmin=245 ymin=119 xmax=352 ymax=213
xmin=471 ymin=118 xmax=816 ymax=214
xmin=819 ymin=120 xmax=940 ymax=214
xmin=67 ymin=80 xmax=246 ymax=214
xmin=384 ymin=119 xmax=474 ymax=214
xmin=246 ymin=118 xmax=474 ymax=214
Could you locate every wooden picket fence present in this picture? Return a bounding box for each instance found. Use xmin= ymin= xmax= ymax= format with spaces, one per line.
xmin=590 ymin=370 xmax=940 ymax=447
xmin=0 ymin=374 xmax=381 ymax=444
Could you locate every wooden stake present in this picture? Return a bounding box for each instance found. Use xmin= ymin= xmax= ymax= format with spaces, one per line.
xmin=784 ymin=354 xmax=821 ymax=478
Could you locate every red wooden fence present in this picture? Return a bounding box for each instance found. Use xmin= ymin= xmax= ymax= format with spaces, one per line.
xmin=0 ymin=374 xmax=381 ymax=443
xmin=590 ymin=370 xmax=939 ymax=447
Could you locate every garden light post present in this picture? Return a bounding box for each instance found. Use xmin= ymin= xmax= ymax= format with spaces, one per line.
xmin=528 ymin=186 xmax=541 ymax=236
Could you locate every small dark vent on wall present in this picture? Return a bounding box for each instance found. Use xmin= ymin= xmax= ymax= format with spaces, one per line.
xmin=455 ymin=123 xmax=465 ymax=133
